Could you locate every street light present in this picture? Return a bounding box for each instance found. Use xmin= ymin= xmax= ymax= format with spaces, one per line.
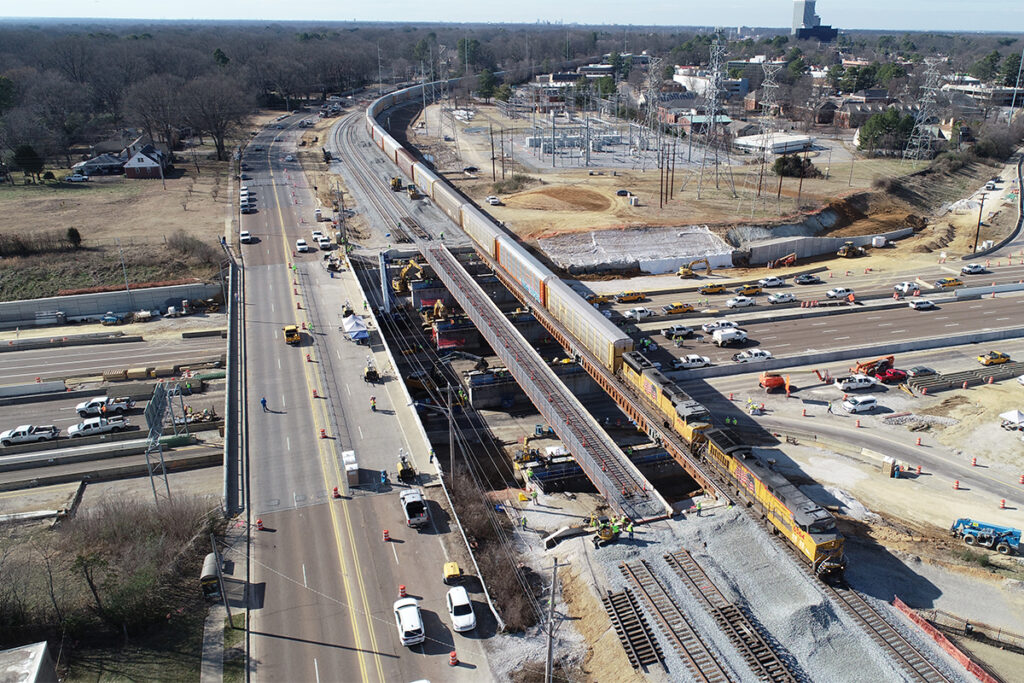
xmin=973 ymin=192 xmax=988 ymax=253
xmin=409 ymin=385 xmax=457 ymax=493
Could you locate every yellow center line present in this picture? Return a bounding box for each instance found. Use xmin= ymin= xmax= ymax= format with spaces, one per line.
xmin=270 ymin=129 xmax=385 ymax=683
xmin=267 ymin=138 xmax=371 ymax=682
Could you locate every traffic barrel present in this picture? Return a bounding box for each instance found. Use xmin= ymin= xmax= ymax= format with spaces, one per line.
xmin=382 ymin=529 xmax=390 ymax=541
xmin=855 ymin=419 xmax=861 ymax=428
xmin=398 ymin=585 xmax=407 ymax=597
xmin=449 ymin=651 xmax=459 ymax=667
xmin=972 ymin=457 xmax=977 ymax=467
xmin=916 ymin=437 xmax=922 ymax=446
xmin=312 ymin=389 xmax=319 ymax=399
xmin=306 ymin=354 xmax=312 ymax=363
xmin=802 ymin=409 xmax=807 ymax=417
xmin=319 ymin=428 xmax=326 ymax=439
xmin=988 ymin=376 xmax=994 ymax=384
xmin=1019 ymin=474 xmax=1023 ymax=485
xmin=256 ymin=518 xmax=264 ymax=530
xmin=297 ymin=301 xmax=301 ymax=309
xmin=1000 ymin=499 xmax=1006 ymax=510
xmin=916 ymin=465 xmax=922 ymax=475
xmin=333 ymin=486 xmax=340 ymax=499
xmin=953 ymin=480 xmax=959 ymax=490
xmin=921 ymin=387 xmax=928 ymax=395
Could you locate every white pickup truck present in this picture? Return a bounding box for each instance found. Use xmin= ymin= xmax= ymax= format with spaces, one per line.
xmin=76 ymin=396 xmax=136 ymax=418
xmin=0 ymin=424 xmax=60 ymax=447
xmin=833 ymin=375 xmax=878 ymax=391
xmin=68 ymin=416 xmax=130 ymax=438
xmin=400 ymin=489 xmax=429 ymax=528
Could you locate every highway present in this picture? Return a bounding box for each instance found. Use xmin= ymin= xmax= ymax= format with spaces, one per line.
xmin=638 ymin=293 xmax=1024 ymax=367
xmin=243 ymin=111 xmax=492 ymax=682
xmin=0 ymin=335 xmax=225 ymax=385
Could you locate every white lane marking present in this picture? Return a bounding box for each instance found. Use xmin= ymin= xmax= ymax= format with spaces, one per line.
xmin=996 ymin=317 xmax=1010 ymax=321
xmin=890 ymin=329 xmax=906 ymax=333
xmin=302 ymin=564 xmax=308 ymax=588
xmin=811 ymin=322 xmax=827 ymax=326
xmin=821 ymin=329 xmax=836 ymax=333
xmin=271 ymin=303 xmax=275 ymax=313
xmin=278 ymin=358 xmax=281 ymax=369
xmin=392 ymin=544 xmax=400 ymax=564
xmin=934 ymin=316 xmax=948 ymax=320
xmin=835 ymin=336 xmax=850 ymax=340
xmin=866 ymin=316 xmax=881 ymax=320
xmin=970 ymin=304 xmax=983 ymax=308
xmin=774 ymin=343 xmax=790 ymax=348
xmin=945 ymin=323 xmax=960 ymax=327
xmin=314 ymin=658 xmax=320 ymax=683
xmin=761 ymin=335 xmax=777 ymax=340
xmin=346 ymin=384 xmax=351 ymax=396
xmin=336 ymin=349 xmax=341 ymax=360
xmin=878 ymin=323 xmax=893 ymax=327
xmin=358 ymin=426 xmax=364 ymax=440
xmin=983 ymin=311 xmax=996 ymax=315
xmin=286 ymin=437 xmax=291 ymax=451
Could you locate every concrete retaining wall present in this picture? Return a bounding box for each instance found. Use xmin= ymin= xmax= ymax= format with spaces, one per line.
xmin=739 ymin=228 xmax=914 ymax=266
xmin=639 ymin=252 xmax=735 ymax=276
xmin=0 ymin=333 xmax=142 ymax=353
xmin=0 ymin=283 xmax=222 ymax=329
xmin=675 ymin=325 xmax=1024 ymax=381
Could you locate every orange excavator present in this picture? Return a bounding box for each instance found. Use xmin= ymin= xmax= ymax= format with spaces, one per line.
xmin=769 ymin=252 xmax=797 ymax=269
xmin=849 ymin=355 xmax=894 ymax=376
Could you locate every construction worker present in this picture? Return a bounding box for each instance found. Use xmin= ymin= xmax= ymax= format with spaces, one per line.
xmin=525 ymin=467 xmax=534 ymax=481
xmin=380 ymin=469 xmax=387 ymax=485
xmin=370 ymin=396 xmax=377 ymax=412
xmin=696 ymin=501 xmax=703 ymax=517
xmin=520 ymin=515 xmax=527 ymax=530
xmin=530 ymin=489 xmax=538 ymax=505
xmin=260 ymin=397 xmax=268 ymax=412
xmin=627 ymin=521 xmax=635 ymax=540
xmin=429 ymin=448 xmax=435 ymax=463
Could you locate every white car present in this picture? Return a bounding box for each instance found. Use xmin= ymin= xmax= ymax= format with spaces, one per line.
xmin=393 ymin=598 xmax=425 ymax=646
xmin=624 ymin=307 xmax=654 ymax=320
xmin=284 ymin=154 xmax=295 ymax=162
xmin=295 ymin=238 xmax=311 ymax=253
xmin=758 ymin=276 xmax=785 ymax=288
xmin=767 ymin=292 xmax=795 ymax=304
xmin=239 ymin=231 xmax=253 ymax=244
xmin=893 ymin=282 xmax=916 ymax=294
xmin=961 ymin=263 xmax=986 ymax=275
xmin=672 ymin=354 xmax=711 ymax=369
xmin=311 ymin=230 xmax=325 ymax=241
xmin=908 ymin=299 xmax=935 ymax=310
xmin=486 ymin=195 xmax=501 ymax=206
xmin=826 ymin=287 xmax=854 ymax=299
xmin=66 ymin=173 xmax=89 ymax=182
xmin=733 ymin=349 xmax=773 ymax=363
xmin=725 ymin=296 xmax=756 ymax=308
xmin=701 ymin=319 xmax=737 ymax=333
xmin=446 ymin=586 xmax=476 ymax=632
xmin=317 ymin=237 xmax=333 ymax=250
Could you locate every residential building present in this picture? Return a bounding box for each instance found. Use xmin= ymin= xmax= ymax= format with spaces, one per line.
xmin=123 ymin=144 xmax=169 ymax=179
xmin=71 ymin=153 xmax=126 ymax=176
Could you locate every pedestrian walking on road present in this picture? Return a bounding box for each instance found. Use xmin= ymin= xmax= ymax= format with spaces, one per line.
xmin=260 ymin=397 xmax=268 ymax=412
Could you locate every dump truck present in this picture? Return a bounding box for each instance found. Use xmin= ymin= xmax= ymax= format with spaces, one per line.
xmin=283 ymin=325 xmax=301 ymax=345
xmin=950 ymin=518 xmax=1020 ymax=555
xmin=0 ymin=424 xmax=60 ymax=447
xmin=400 ymin=489 xmax=429 ymax=528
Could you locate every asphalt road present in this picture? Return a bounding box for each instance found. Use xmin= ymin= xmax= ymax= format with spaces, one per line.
xmin=0 ymin=336 xmax=225 ymax=385
xmin=633 ymin=292 xmax=1023 ymax=368
xmin=245 ymin=111 xmax=491 ymax=683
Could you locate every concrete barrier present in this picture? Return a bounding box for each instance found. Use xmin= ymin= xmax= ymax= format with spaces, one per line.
xmin=0 ymin=451 xmax=221 ymax=492
xmin=182 ymin=329 xmax=227 ymax=338
xmin=0 ymin=334 xmax=143 ymax=353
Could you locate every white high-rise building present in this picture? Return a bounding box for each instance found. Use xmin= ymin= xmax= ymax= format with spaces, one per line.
xmin=792 ymin=0 xmax=822 ymax=34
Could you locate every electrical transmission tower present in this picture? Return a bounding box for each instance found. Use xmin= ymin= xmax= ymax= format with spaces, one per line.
xmin=696 ymin=31 xmax=737 ymax=199
xmin=902 ymin=60 xmax=943 ymax=163
xmin=752 ymin=61 xmax=782 ymax=214
xmin=637 ymin=56 xmax=664 ymax=172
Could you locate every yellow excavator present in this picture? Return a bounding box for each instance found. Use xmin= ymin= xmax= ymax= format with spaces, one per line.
xmin=392 ymin=259 xmax=424 ymax=294
xmin=389 ymin=177 xmax=402 ymax=191
xmin=677 ymin=258 xmax=712 ymax=278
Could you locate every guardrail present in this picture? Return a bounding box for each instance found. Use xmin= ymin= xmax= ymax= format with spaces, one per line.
xmin=963 ymin=152 xmax=1024 ymax=260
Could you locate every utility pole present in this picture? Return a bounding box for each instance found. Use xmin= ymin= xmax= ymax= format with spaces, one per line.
xmin=447 ymin=384 xmax=456 ymax=495
xmin=377 ymin=42 xmax=383 ymax=96
xmin=544 ymin=559 xmax=561 ymax=683
xmin=489 ymin=124 xmax=497 ymax=181
xmin=973 ymin=193 xmax=988 ymax=252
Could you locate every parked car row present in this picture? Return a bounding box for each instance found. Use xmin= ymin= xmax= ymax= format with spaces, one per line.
xmin=2 ymin=396 xmax=138 ymax=447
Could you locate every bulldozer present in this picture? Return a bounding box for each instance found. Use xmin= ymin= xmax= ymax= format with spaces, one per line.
xmin=389 ymin=176 xmax=402 ymax=191
xmin=836 ymin=241 xmax=867 ymax=258
xmin=677 ymin=258 xmax=712 ymax=279
xmin=391 ymin=259 xmax=425 ymax=295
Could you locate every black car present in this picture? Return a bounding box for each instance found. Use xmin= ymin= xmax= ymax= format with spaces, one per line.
xmin=794 ymin=273 xmax=822 ymax=285
xmin=616 ymin=189 xmax=630 ymax=196
xmin=241 ymin=206 xmax=257 ymax=214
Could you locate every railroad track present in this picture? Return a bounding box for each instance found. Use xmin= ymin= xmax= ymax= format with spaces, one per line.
xmin=620 ymin=560 xmax=732 ymax=683
xmin=826 ymin=584 xmax=949 ymax=683
xmin=601 ymin=589 xmax=664 ymax=670
xmin=664 ymin=549 xmax=799 ymax=682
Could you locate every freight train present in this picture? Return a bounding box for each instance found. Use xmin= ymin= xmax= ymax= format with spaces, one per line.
xmin=366 ymin=85 xmax=846 ymax=579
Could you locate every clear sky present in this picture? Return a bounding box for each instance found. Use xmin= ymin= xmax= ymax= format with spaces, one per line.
xmin=1 ymin=0 xmax=1022 ymax=33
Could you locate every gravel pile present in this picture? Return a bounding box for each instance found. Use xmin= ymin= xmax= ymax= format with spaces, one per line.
xmin=581 ymin=505 xmax=915 ymax=681
xmin=883 ymin=414 xmax=959 ymax=427
xmin=538 ymin=225 xmax=731 ymax=272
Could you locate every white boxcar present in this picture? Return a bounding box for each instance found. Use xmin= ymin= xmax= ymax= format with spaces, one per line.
xmin=432 ymin=181 xmax=464 ymax=226
xmin=382 ymin=134 xmax=402 ymax=163
xmin=396 ymin=149 xmax=416 ymax=179
xmin=546 ymin=278 xmax=634 ymax=372
xmin=461 ymin=205 xmax=500 ymax=257
xmin=412 ymin=162 xmax=438 ymax=199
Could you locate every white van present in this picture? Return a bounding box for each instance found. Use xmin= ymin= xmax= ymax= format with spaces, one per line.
xmin=842 ymin=395 xmax=878 ymax=413
xmin=712 ymin=328 xmax=748 ymax=347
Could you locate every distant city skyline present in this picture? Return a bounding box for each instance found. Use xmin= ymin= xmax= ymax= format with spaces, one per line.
xmin=1 ymin=1 xmax=1022 ymax=34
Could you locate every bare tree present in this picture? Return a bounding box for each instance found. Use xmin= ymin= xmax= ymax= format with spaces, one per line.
xmin=25 ymin=71 xmax=93 ymax=166
xmin=126 ymin=74 xmax=186 ymax=148
xmin=182 ymin=74 xmax=252 ymax=161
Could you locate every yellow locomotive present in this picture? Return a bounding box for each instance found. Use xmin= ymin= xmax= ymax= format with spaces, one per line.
xmin=619 ymin=351 xmax=845 ymax=578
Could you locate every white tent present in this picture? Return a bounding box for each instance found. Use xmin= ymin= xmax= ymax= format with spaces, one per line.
xmin=999 ymin=409 xmax=1024 ymax=425
xmin=341 ymin=314 xmax=368 ymax=341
